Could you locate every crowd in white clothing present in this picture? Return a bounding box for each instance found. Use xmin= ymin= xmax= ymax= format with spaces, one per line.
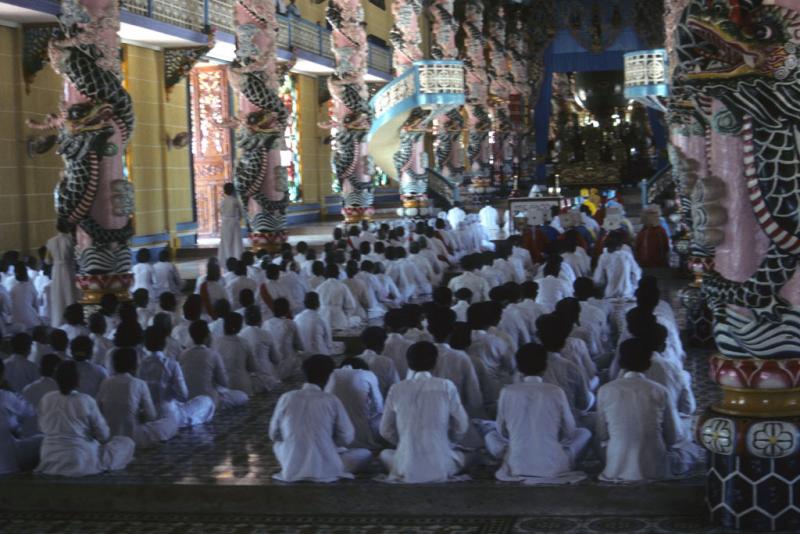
xmin=0 ymin=209 xmax=702 ymax=484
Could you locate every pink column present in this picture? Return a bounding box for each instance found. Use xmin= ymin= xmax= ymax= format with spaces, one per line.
xmin=462 ymin=0 xmax=491 ymax=179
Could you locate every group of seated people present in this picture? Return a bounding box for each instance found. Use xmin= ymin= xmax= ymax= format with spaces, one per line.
xmin=0 ymin=209 xmax=701 ymax=484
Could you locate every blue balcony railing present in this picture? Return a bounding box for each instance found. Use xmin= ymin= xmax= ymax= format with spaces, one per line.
xmin=122 ymin=0 xmax=392 ymax=73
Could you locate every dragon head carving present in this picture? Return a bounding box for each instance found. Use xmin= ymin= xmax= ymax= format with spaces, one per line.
xmin=674 ymin=0 xmax=800 ymax=126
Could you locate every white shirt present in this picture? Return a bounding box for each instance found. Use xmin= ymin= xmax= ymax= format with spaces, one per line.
xmin=4 ymin=354 xmax=39 ymax=393
xmin=75 ymin=360 xmax=109 ymax=398
xmin=383 ymin=333 xmax=413 ymax=379
xmin=535 ymin=275 xmax=573 ymax=313
xmin=10 ymin=281 xmax=41 ymax=330
xmin=294 ymin=309 xmax=335 ymax=355
xmin=212 ymin=335 xmax=254 ymax=395
xmin=269 ymin=383 xmax=357 ymax=482
xmin=226 ymin=275 xmax=258 ymax=307
xmin=380 ymin=372 xmax=469 ymax=483
xmin=432 ymin=342 xmax=483 ymax=416
xmin=325 ymin=367 xmax=383 ymax=449
xmin=263 ymin=317 xmax=303 ymax=361
xmin=593 ymin=250 xmax=641 ymax=299
xmin=448 ymin=271 xmax=491 ymax=303
xmin=316 ymin=278 xmax=359 ymax=331
xmin=178 ymin=345 xmax=229 ymax=404
xmin=132 ymin=263 xmax=156 ymax=295
xmin=542 ymin=352 xmax=593 ymax=416
xmin=495 ymin=376 xmax=581 ymax=479
xmin=356 ymin=349 xmax=400 ymax=398
xmin=152 ymin=261 xmax=182 ymax=298
xmin=96 ymin=373 xmax=158 ymax=439
xmin=138 ymin=350 xmax=190 ymax=407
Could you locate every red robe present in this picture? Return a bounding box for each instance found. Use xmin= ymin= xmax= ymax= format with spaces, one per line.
xmin=634 ymin=226 xmax=670 ymax=268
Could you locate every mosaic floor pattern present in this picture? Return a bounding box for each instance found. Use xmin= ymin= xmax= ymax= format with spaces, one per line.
xmin=0 ymin=511 xmax=734 ymax=534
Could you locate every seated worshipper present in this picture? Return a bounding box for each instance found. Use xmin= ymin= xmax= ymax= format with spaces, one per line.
xmin=71 ymin=336 xmax=108 ymax=398
xmin=447 ymin=203 xmax=467 ymax=233
xmin=259 ymin=263 xmax=293 ymax=318
xmin=30 ymin=325 xmax=52 ymax=366
xmin=451 ymin=288 xmax=472 ymax=322
xmin=343 ymin=263 xmax=374 ymax=322
xmin=308 ymin=261 xmax=326 ymax=290
xmin=573 ymin=277 xmax=612 ymax=357
xmin=609 ymin=306 xmax=660 ymax=380
xmin=596 ymin=338 xmax=702 ymax=482
xmin=593 ymin=232 xmax=641 ymax=299
xmin=448 ymin=255 xmax=491 ymax=303
xmin=479 ymin=203 xmax=500 ymax=236
xmin=98 ymin=293 xmax=121 ymax=335
xmin=294 ymin=292 xmax=338 ymax=356
xmin=222 ymin=257 xmax=238 ymax=285
xmin=382 ymin=309 xmax=414 ymax=379
xmin=263 ymin=298 xmax=303 ymax=379
xmin=226 ymin=260 xmax=258 ymax=305
xmin=503 ymin=283 xmax=539 ymax=344
xmin=139 ymin=327 xmax=215 ymax=428
xmin=0 ymin=359 xmax=41 ymax=474
xmin=492 ymin=286 xmax=528 ymax=351
xmin=427 ymin=310 xmax=483 ymax=418
xmin=356 ymin=260 xmax=394 ymax=309
xmin=269 ymin=354 xmax=372 ymax=482
xmin=467 ymin=303 xmax=514 ymax=390
xmin=384 ymin=247 xmax=413 ymax=303
xmin=88 ymin=313 xmax=114 ymax=369
xmin=554 ymin=299 xmax=600 ymax=383
xmin=408 ymin=241 xmax=436 ymax=292
xmin=279 ymin=260 xmax=309 ymax=316
xmin=379 ymin=341 xmax=470 ymax=483
xmin=211 ymin=313 xmax=255 ymax=396
xmin=198 ymin=263 xmax=227 ymax=320
xmin=10 ymin=262 xmax=42 ymax=332
xmin=151 ymin=313 xmax=182 ymax=361
xmin=208 ymin=299 xmax=232 ymax=339
xmin=325 ymin=357 xmax=384 ymax=449
xmin=179 ymin=321 xmax=249 ymax=409
xmin=644 ymin=324 xmax=696 ymax=419
xmin=634 ymin=205 xmax=670 ymax=268
xmin=48 ymin=328 xmax=69 ymax=359
xmin=239 ymin=306 xmax=280 ymax=391
xmin=152 ymin=248 xmax=183 ymax=298
xmin=131 ymin=248 xmax=156 ymax=297
xmin=234 ymin=287 xmax=256 ymax=316
xmin=316 ymin=263 xmax=361 ymax=331
xmin=37 ymin=360 xmax=135 ymax=476
xmin=96 ymin=348 xmax=179 ymax=448
xmin=560 ymin=231 xmax=591 ymax=278
xmin=355 ymin=327 xmax=400 ymax=398
xmin=480 ymin=343 xmax=591 ymax=484
xmin=132 ymin=288 xmax=154 ymax=329
xmin=193 ymin=257 xmax=219 ymax=294
xmin=60 ymin=303 xmax=89 ymax=341
xmin=4 ymin=333 xmax=39 ymax=393
xmin=21 ymin=353 xmax=62 ymax=436
xmin=396 ymin=247 xmax=431 ymax=299
xmin=535 ymin=257 xmax=573 ymax=313
xmin=373 ymin=261 xmax=402 ymax=306
xmin=402 ymin=304 xmax=433 ymax=343
xmin=172 ymin=294 xmax=203 ymax=350
xmin=535 ymin=315 xmax=594 ymax=422
xmin=153 ymin=292 xmax=178 ymax=331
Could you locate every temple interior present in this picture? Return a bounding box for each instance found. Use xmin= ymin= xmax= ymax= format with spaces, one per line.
xmin=0 ymin=0 xmax=798 ymax=532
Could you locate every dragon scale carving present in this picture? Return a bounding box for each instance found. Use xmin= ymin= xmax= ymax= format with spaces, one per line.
xmin=327 ymin=0 xmax=374 ymax=222
xmin=675 ymin=0 xmax=800 ymax=358
xmin=231 ymin=0 xmax=289 ymax=249
xmin=462 ymin=0 xmax=491 ymax=177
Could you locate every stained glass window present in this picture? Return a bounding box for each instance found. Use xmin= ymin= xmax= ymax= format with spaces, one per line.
xmin=280 ymin=74 xmax=302 ymax=203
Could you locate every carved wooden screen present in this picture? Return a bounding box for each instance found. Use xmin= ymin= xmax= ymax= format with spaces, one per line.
xmin=189 ymin=65 xmax=232 ymax=238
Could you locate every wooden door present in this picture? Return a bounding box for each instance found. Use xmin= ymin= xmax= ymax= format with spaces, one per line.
xmin=189 ymin=65 xmax=232 ymax=238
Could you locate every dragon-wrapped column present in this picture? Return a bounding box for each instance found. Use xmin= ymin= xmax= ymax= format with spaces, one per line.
xmin=231 ymin=0 xmax=289 ymax=252
xmin=487 ymin=9 xmax=513 ymax=188
xmin=390 ymin=0 xmax=429 ymax=219
xmin=327 ymin=0 xmax=373 ymax=224
xmin=37 ymin=0 xmax=135 ymax=303
xmin=461 ymin=0 xmax=492 ymax=200
xmin=673 ymin=0 xmax=800 ymax=530
xmin=429 ymin=0 xmax=464 ymax=181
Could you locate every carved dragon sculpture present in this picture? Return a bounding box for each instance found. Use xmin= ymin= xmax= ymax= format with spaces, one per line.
xmin=231 ymin=0 xmax=290 ymax=247
xmin=327 ymin=0 xmax=374 ymax=222
xmin=674 ymin=0 xmax=800 ymax=358
xmin=30 ymin=0 xmax=134 ymax=274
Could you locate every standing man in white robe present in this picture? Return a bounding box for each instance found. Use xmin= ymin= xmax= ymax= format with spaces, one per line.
xmin=379 ymin=342 xmax=470 ymax=483
xmin=269 ymin=354 xmax=372 ymax=482
xmin=46 ymin=219 xmax=78 ymax=328
xmin=218 ymin=183 xmax=244 ymax=266
xmin=596 ymin=338 xmax=701 ymax=482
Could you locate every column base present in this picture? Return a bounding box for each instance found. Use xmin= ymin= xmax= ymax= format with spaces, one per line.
xmin=342 ymin=206 xmax=374 ymax=224
xmin=76 ymin=273 xmax=133 ymax=304
xmin=250 ymin=231 xmax=287 ymax=253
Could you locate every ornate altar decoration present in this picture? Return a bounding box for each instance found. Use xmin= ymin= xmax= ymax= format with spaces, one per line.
xmin=507 ymin=15 xmax=532 ymax=185
xmin=558 ymin=0 xmax=626 ymax=54
xmin=29 ymin=0 xmax=135 ymax=302
xmin=367 ymin=0 xmax=464 ymax=217
xmin=230 ymin=0 xmax=290 ymax=252
xmin=429 ymin=0 xmax=464 ymax=182
xmin=487 ymin=9 xmax=514 ymax=182
xmin=461 ymin=0 xmax=491 ymax=183
xmin=673 ymin=0 xmax=800 ymax=529
xmin=164 ymin=28 xmax=216 ymax=97
xmin=556 ymin=125 xmax=626 ymax=187
xmin=325 ymin=0 xmax=373 ymax=223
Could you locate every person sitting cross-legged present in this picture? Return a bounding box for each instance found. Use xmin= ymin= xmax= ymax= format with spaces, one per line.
xmin=596 ymin=338 xmax=702 ymax=482
xmin=379 ymin=341 xmax=470 ymax=483
xmin=0 ymin=359 xmax=41 ymax=474
xmin=71 ymin=336 xmax=108 ymax=398
xmin=354 ymin=327 xmax=399 ymax=399
xmin=325 ymin=357 xmax=384 ymax=450
xmin=269 ymin=354 xmax=372 ymax=482
xmin=481 ymin=343 xmax=591 ymax=484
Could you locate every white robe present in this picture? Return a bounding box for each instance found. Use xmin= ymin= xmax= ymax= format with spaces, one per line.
xmin=226 ymin=275 xmax=258 ymax=306
xmin=75 ymin=360 xmax=109 ymax=398
xmin=131 ymin=263 xmax=156 ymax=296
xmin=178 ymin=345 xmax=249 ymax=409
xmin=356 ymin=349 xmax=400 ymax=398
xmin=212 ymin=335 xmax=256 ymax=395
xmin=447 ymin=207 xmax=466 ymax=232
xmin=294 ymin=309 xmax=336 ymax=356
xmin=263 ymin=317 xmax=303 ymax=379
xmin=535 ymin=275 xmax=573 ymax=313
xmin=325 ymin=368 xmax=384 ymax=449
xmin=479 ymin=205 xmax=500 ymax=232
xmin=138 ymin=350 xmax=215 ymax=428
xmin=382 ymin=333 xmax=413 ymax=379
xmin=432 ymin=342 xmax=483 ymax=417
xmin=152 ymin=261 xmax=183 ymax=298
xmin=270 ymin=383 xmax=371 ymax=482
xmin=37 ymin=390 xmax=134 ymax=477
xmin=379 ymin=372 xmax=469 ymax=483
xmin=447 ymin=271 xmax=491 ymax=303
xmin=0 ymin=390 xmax=40 ymax=473
xmin=10 ymin=281 xmax=42 ymax=331
xmin=593 ymin=250 xmax=641 ymax=299
xmin=543 ymin=353 xmax=593 ymax=417
xmin=596 ymin=372 xmax=700 ymax=482
xmin=96 ymin=373 xmax=179 ymax=448
xmin=239 ymin=325 xmax=281 ymax=391
xmin=46 ymin=233 xmax=78 ymax=328
xmin=218 ymin=195 xmax=244 ymax=263
xmin=491 ymin=376 xmax=590 ymax=481
xmin=316 ymin=278 xmax=361 ymax=331
xmin=3 ymin=354 xmax=39 ymax=393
